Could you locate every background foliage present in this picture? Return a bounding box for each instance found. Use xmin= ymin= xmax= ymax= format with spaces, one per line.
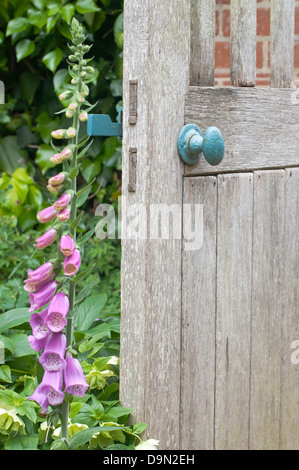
xmin=0 ymin=0 xmax=140 ymax=450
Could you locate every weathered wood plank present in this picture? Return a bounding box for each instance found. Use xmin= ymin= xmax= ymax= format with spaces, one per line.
xmin=121 ymin=0 xmax=190 ymax=450
xmin=215 ymin=173 xmax=253 ymax=449
xmin=181 ymin=176 xmax=217 ymax=450
xmin=184 ymin=87 xmax=299 ymax=175
xmin=270 ymin=0 xmax=295 ymax=88
xmin=190 ymin=0 xmax=215 ymax=86
xmin=230 ymin=0 xmax=256 ymax=87
xmin=249 ymin=170 xmax=284 ymax=450
xmin=279 ymin=168 xmax=299 ymax=449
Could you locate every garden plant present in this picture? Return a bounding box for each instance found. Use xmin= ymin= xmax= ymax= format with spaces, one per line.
xmin=0 ymin=2 xmax=157 ymax=451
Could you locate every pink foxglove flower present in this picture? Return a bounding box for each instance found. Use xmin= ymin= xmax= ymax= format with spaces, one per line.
xmin=29 ymin=308 xmax=50 ymax=340
xmin=51 ymin=129 xmax=66 ymax=139
xmin=66 ymin=127 xmax=76 ymax=138
xmin=64 ymin=355 xmax=89 ymax=397
xmin=24 ymin=274 xmax=55 ymax=293
xmin=46 ymin=292 xmax=69 ymax=333
xmin=26 ymin=262 xmax=54 ymax=283
xmin=28 ymin=281 xmax=57 ymax=313
xmin=39 ymin=333 xmax=66 ymax=372
xmin=28 ymin=334 xmax=48 ymax=352
xmin=37 ymin=206 xmax=57 ymax=224
xmin=57 ymin=208 xmax=71 ymax=222
xmin=54 ymin=193 xmax=71 ymax=211
xmin=63 ymin=249 xmax=81 ymax=276
xmin=34 ymin=229 xmax=58 ymax=250
xmin=39 ymin=371 xmax=65 ymax=406
xmin=29 ymin=387 xmax=50 ymax=415
xmin=60 ymin=234 xmax=75 ymax=257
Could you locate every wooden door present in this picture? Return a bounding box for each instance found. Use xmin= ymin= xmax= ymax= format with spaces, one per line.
xmin=120 ymin=0 xmax=299 ymax=450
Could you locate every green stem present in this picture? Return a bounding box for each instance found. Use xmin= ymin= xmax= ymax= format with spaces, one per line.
xmin=60 ymin=52 xmax=83 ymax=444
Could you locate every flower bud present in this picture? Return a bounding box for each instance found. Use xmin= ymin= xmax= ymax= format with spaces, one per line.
xmin=37 ymin=206 xmax=57 ymax=224
xmin=50 ymin=153 xmax=64 ymax=164
xmin=48 ymin=173 xmax=66 ymax=187
xmin=77 ymin=95 xmax=85 ymax=104
xmin=68 ymin=102 xmax=78 ymax=111
xmin=54 ymin=193 xmax=72 ymax=211
xmin=68 ymin=55 xmax=77 ymax=62
xmin=66 ymin=127 xmax=76 ymax=138
xmin=84 ymin=66 xmax=94 ymax=74
xmin=65 ymin=110 xmax=73 ymax=119
xmin=60 ymin=147 xmax=72 ymax=160
xmin=71 ymin=78 xmax=78 ymax=85
xmin=47 ymin=184 xmax=63 ymax=193
xmin=57 ymin=208 xmax=71 ymax=222
xmin=51 ymin=129 xmax=66 ymax=139
xmin=34 ymin=228 xmax=58 ymax=250
xmin=79 ymin=112 xmax=88 ymax=122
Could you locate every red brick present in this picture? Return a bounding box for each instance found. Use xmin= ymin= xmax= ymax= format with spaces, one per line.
xmin=216 ymin=0 xmax=230 ymax=4
xmin=215 ymin=41 xmax=231 ymax=69
xmin=257 ymin=8 xmax=270 ymax=36
xmin=256 ymin=42 xmax=264 ymax=69
xmin=295 ymin=42 xmax=299 ymax=68
xmin=295 ymin=7 xmax=299 ymax=35
xmin=223 ymin=9 xmax=230 ymax=37
xmin=256 ymin=72 xmax=270 ymax=78
xmin=256 ymin=80 xmax=270 ymax=86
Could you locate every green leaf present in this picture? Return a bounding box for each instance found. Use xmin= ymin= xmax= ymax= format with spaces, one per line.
xmin=4 ymin=435 xmax=39 ymax=450
xmin=114 ymin=13 xmax=123 ymax=49
xmin=132 ymin=422 xmax=148 ymax=435
xmin=19 ymin=72 xmax=41 ymax=104
xmin=53 ymin=68 xmax=69 ymax=92
xmin=61 ymin=4 xmax=75 ymax=23
xmin=16 ymin=39 xmax=35 ymax=62
xmin=75 ymin=0 xmax=100 ymax=14
xmin=42 ymin=48 xmax=63 ymax=73
xmin=72 ymin=264 xmax=96 ymax=285
xmin=77 ymin=228 xmax=95 ymax=246
xmin=70 ymin=211 xmax=84 ymax=230
xmin=6 ymin=17 xmax=28 ymax=36
xmin=0 ymin=136 xmax=28 ymax=174
xmin=27 ymin=9 xmax=47 ymax=29
xmin=0 ymin=308 xmax=30 ymax=334
xmin=9 ymin=334 xmax=36 ymax=357
xmin=36 ymin=144 xmax=56 ymax=173
xmin=76 ymin=178 xmax=95 ymax=208
xmin=0 ymin=365 xmax=12 ymax=383
xmin=75 ymin=294 xmax=107 ymax=331
xmin=68 ymin=426 xmax=128 ymax=449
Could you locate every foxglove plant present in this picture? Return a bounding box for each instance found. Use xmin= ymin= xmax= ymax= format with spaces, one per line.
xmin=25 ymin=18 xmax=98 ymax=444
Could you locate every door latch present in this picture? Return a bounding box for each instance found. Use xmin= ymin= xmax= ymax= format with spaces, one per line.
xmin=87 ymin=107 xmax=123 ymax=138
xmin=177 ymin=124 xmax=225 ymax=166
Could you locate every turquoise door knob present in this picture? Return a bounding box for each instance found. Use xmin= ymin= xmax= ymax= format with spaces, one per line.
xmin=177 ymin=124 xmax=225 ymax=166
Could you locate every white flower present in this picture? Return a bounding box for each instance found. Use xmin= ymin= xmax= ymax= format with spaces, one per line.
xmin=135 ymin=439 xmax=159 ymax=450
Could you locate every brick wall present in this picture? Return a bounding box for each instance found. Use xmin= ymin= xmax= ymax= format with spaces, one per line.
xmin=215 ymin=0 xmax=299 ymax=86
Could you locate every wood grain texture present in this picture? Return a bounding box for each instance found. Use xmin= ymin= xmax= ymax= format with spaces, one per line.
xmin=279 ymin=168 xmax=299 ymax=449
xmin=184 ymin=87 xmax=299 ymax=175
xmin=230 ymin=0 xmax=256 ymax=87
xmin=181 ymin=176 xmax=217 ymax=450
xmin=215 ymin=173 xmax=253 ymax=449
xmin=121 ymin=0 xmax=190 ymax=450
xmin=190 ymin=0 xmax=215 ymax=86
xmin=270 ymin=0 xmax=295 ymax=88
xmin=249 ymin=170 xmax=284 ymax=450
